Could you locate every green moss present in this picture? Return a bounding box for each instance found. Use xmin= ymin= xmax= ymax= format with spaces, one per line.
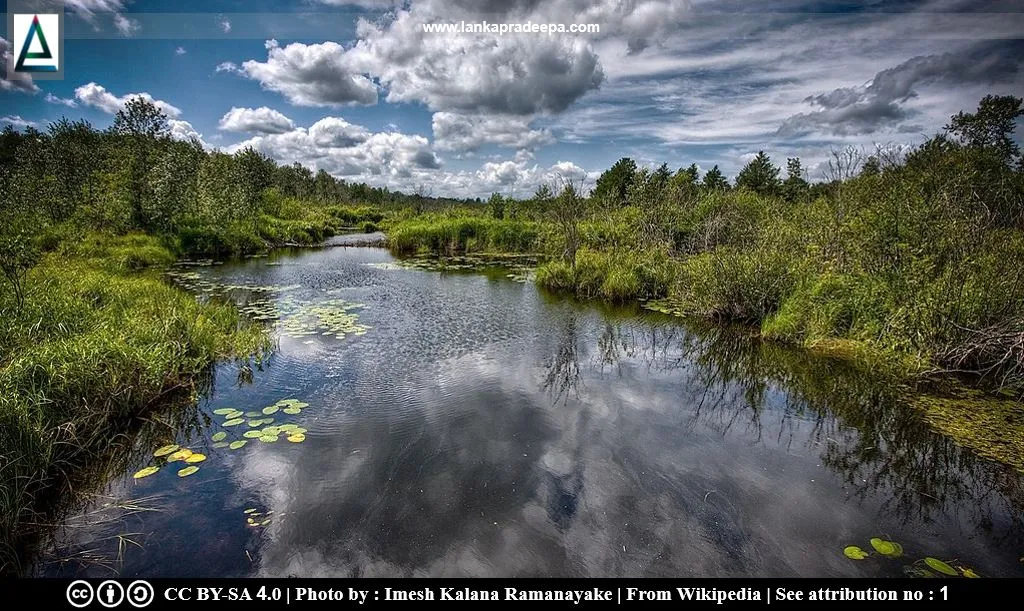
xmin=912 ymin=393 xmax=1024 ymax=473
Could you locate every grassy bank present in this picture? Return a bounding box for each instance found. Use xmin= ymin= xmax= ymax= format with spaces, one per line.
xmin=0 ymin=234 xmax=267 ymax=571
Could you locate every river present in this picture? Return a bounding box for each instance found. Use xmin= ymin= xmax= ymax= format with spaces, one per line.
xmin=33 ymin=240 xmax=1024 ymax=577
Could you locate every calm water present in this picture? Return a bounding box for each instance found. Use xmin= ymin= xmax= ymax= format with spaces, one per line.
xmin=35 ymin=244 xmax=1024 ymax=577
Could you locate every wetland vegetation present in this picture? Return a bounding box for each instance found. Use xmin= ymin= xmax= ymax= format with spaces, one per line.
xmin=1 ymin=95 xmax=1023 ymax=575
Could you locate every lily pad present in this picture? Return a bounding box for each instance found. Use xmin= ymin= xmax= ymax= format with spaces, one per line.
xmin=286 ymin=433 xmax=306 ymax=443
xmin=213 ymin=408 xmax=236 ymax=415
xmin=924 ymin=558 xmax=958 ymax=576
xmin=133 ymin=466 xmax=159 ymax=479
xmin=279 ymin=424 xmax=298 ymax=432
xmin=177 ymin=465 xmax=199 ymax=477
xmin=223 ymin=418 xmax=245 ymax=427
xmin=259 ymin=435 xmax=277 ymax=443
xmin=290 ymin=402 xmax=309 ymax=408
xmin=243 ymin=430 xmax=264 ymax=439
xmin=244 ymin=508 xmax=258 ymax=514
xmin=212 ymin=432 xmax=228 ymax=442
xmin=245 ymin=411 xmax=263 ymax=418
xmin=283 ymin=407 xmax=302 ymax=415
xmin=212 ymin=442 xmax=230 ymax=449
xmin=870 ymin=538 xmax=902 ymax=557
xmin=293 ymin=427 xmax=308 ymax=435
xmin=844 ymin=546 xmax=869 ymax=560
xmin=168 ymin=448 xmax=193 ymax=462
xmin=185 ymin=453 xmax=207 ymax=464
xmin=261 ymin=426 xmax=281 ymax=436
xmin=962 ymin=568 xmax=980 ymax=578
xmin=262 ymin=405 xmax=280 ymax=415
xmin=153 ymin=444 xmax=180 ymax=457
xmin=229 ymin=440 xmax=248 ymax=450
xmin=247 ymin=420 xmax=264 ymax=428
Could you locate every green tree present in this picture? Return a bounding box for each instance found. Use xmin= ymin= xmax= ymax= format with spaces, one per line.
xmin=782 ymin=157 xmax=809 ymax=202
xmin=701 ymin=165 xmax=729 ymax=191
xmin=860 ymin=156 xmax=881 ymax=177
xmin=111 ymin=97 xmax=170 ymax=229
xmin=945 ymin=94 xmax=1023 ymax=164
xmin=488 ymin=192 xmax=505 ymax=219
xmin=235 ymin=147 xmax=275 ymax=231
xmin=736 ymin=151 xmax=780 ymax=197
xmin=592 ymin=157 xmax=636 ymax=207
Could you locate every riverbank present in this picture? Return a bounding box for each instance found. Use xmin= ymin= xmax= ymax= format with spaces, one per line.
xmin=0 ymin=233 xmax=269 ymax=572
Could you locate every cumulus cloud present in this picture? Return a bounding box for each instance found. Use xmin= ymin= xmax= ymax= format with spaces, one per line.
xmin=113 ymin=13 xmax=140 ymax=36
xmin=1 ymin=115 xmax=36 ymax=129
xmin=215 ymin=61 xmax=240 ymax=73
xmin=168 ymin=119 xmax=205 ymax=144
xmin=237 ymin=40 xmax=378 ymax=107
xmin=0 ymin=37 xmax=40 ymax=94
xmin=74 ymin=82 xmax=183 ymax=117
xmin=226 ymin=116 xmax=440 ymax=179
xmin=778 ymin=46 xmax=1023 ymax=137
xmin=220 ymin=18 xmax=232 ymax=33
xmin=218 ymin=106 xmax=296 ymax=134
xmin=45 ymin=93 xmax=79 ymax=107
xmin=432 ymin=112 xmax=555 ymax=151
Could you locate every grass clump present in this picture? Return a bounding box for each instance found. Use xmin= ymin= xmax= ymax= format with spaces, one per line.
xmin=0 ymin=234 xmax=267 ymax=570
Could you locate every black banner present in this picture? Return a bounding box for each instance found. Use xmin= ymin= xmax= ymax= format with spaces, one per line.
xmin=0 ymin=579 xmax=1009 ymax=609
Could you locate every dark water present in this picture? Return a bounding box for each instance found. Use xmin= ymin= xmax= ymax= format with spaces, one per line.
xmin=35 ymin=245 xmax=1024 ymax=577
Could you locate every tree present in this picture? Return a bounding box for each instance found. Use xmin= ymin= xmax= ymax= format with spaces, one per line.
xmin=701 ymin=165 xmax=729 ymax=191
xmin=735 ymin=151 xmax=780 ymax=197
xmin=945 ymin=94 xmax=1023 ymax=164
xmin=550 ymin=177 xmax=588 ymax=265
xmin=235 ymin=147 xmax=275 ymax=231
xmin=487 ymin=192 xmax=505 ymax=219
xmin=592 ymin=157 xmax=636 ymax=207
xmin=860 ymin=156 xmax=881 ymax=177
xmin=111 ymin=97 xmax=170 ymax=229
xmin=782 ymin=157 xmax=809 ymax=202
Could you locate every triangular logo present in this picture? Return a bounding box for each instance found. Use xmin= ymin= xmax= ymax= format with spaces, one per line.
xmin=16 ymin=15 xmax=56 ymax=72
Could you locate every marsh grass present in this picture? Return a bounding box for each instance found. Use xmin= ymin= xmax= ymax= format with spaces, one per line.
xmin=0 ymin=234 xmax=267 ymax=572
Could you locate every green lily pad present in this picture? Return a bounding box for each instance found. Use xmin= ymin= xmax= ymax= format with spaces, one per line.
xmin=293 ymin=427 xmax=307 ymax=435
xmin=924 ymin=558 xmax=958 ymax=576
xmin=244 ymin=508 xmax=258 ymax=514
xmin=261 ymin=426 xmax=281 ymax=436
xmin=259 ymin=435 xmax=277 ymax=443
xmin=223 ymin=418 xmax=245 ymax=426
xmin=279 ymin=424 xmax=298 ymax=432
xmin=243 ymin=430 xmax=263 ymax=439
xmin=213 ymin=408 xmax=236 ymax=415
xmin=154 ymin=444 xmax=180 ymax=457
xmin=283 ymin=407 xmax=302 ymax=415
xmin=133 ymin=466 xmax=159 ymax=479
xmin=185 ymin=453 xmax=207 ymax=464
xmin=212 ymin=442 xmax=230 ymax=449
xmin=177 ymin=465 xmax=200 ymax=477
xmin=248 ymin=419 xmax=264 ymax=427
xmin=286 ymin=433 xmax=306 ymax=443
xmin=276 ymin=399 xmax=300 ymax=406
xmin=843 ymin=546 xmax=869 ymax=560
xmin=211 ymin=432 xmax=227 ymax=442
xmin=262 ymin=405 xmax=280 ymax=415
xmin=229 ymin=440 xmax=248 ymax=450
xmin=245 ymin=411 xmax=263 ymax=418
xmin=290 ymin=402 xmax=309 ymax=408
xmin=168 ymin=448 xmax=193 ymax=462
xmin=870 ymin=538 xmax=902 ymax=557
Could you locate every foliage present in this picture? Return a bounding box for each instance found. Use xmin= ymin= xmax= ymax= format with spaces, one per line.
xmin=735 ymin=151 xmax=781 ymax=197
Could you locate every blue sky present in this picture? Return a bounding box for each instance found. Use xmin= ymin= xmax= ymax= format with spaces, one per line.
xmin=2 ymin=0 xmax=1022 ymax=197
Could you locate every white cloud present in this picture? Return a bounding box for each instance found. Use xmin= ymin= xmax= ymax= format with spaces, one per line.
xmin=238 ymin=40 xmax=378 ymax=107
xmin=432 ymin=112 xmax=555 ymax=152
xmin=175 ymin=47 xmax=187 ymax=56
xmin=168 ymin=119 xmax=206 ymax=145
xmin=64 ymin=0 xmax=126 ymax=15
xmin=219 ymin=107 xmax=296 ymax=135
xmin=1 ymin=115 xmax=36 ymax=129
xmin=307 ymin=117 xmax=371 ymax=148
xmin=215 ymin=61 xmax=240 ymax=73
xmin=220 ymin=18 xmax=232 ymax=33
xmin=45 ymin=93 xmax=79 ymax=107
xmin=113 ymin=13 xmax=140 ymax=37
xmin=0 ymin=37 xmax=39 ymax=94
xmin=74 ymin=82 xmax=183 ymax=118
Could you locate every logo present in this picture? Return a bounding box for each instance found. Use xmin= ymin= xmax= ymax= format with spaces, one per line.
xmin=12 ymin=13 xmax=60 ymax=73
xmin=126 ymin=581 xmax=155 ymax=608
xmin=66 ymin=580 xmax=94 ymax=608
xmin=97 ymin=580 xmax=125 ymax=608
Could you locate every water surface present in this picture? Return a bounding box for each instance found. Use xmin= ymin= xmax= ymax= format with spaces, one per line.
xmin=35 ymin=245 xmax=1024 ymax=577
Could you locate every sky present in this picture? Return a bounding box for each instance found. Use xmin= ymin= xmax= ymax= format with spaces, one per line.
xmin=1 ymin=0 xmax=1022 ymax=198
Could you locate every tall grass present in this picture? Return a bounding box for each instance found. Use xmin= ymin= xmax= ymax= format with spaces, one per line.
xmin=0 ymin=234 xmax=267 ymax=570
xmin=387 ymin=214 xmax=540 ymax=255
